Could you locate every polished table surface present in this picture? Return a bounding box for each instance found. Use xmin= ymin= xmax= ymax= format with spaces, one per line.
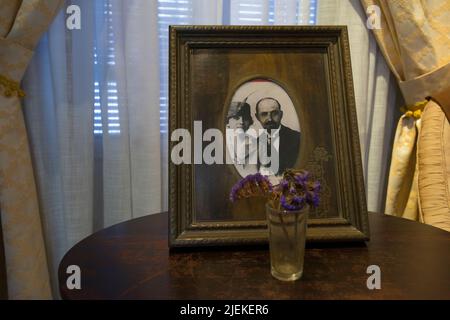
xmin=59 ymin=212 xmax=450 ymax=299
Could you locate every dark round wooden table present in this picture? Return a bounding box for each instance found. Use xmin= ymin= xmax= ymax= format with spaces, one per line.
xmin=58 ymin=212 xmax=450 ymax=299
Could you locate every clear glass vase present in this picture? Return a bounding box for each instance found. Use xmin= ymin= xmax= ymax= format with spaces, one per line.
xmin=267 ymin=204 xmax=309 ymax=281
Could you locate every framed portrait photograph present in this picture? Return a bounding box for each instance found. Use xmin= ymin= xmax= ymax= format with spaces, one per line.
xmin=169 ymin=26 xmax=369 ymax=247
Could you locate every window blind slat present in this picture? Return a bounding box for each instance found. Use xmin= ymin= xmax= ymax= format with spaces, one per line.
xmin=93 ymin=0 xmax=121 ymax=135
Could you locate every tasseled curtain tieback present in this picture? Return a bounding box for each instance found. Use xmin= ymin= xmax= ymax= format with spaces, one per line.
xmin=400 ymin=99 xmax=429 ymax=119
xmin=0 ymin=74 xmax=26 ymax=98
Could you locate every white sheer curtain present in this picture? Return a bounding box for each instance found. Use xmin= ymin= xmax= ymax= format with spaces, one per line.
xmin=318 ymin=0 xmax=399 ymax=212
xmin=22 ymin=3 xmax=95 ymax=297
xmin=21 ymin=0 xmax=395 ymax=298
xmin=22 ymin=0 xmax=162 ymax=296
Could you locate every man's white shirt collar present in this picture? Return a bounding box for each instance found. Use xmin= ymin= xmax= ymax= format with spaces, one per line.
xmin=259 ymin=127 xmax=280 ymax=176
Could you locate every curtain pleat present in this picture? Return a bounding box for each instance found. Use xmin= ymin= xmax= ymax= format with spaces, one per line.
xmin=361 ymin=0 xmax=450 ymax=231
xmin=0 ymin=0 xmax=63 ymax=299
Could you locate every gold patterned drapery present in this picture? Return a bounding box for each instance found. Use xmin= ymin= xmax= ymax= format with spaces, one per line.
xmin=0 ymin=0 xmax=63 ymax=299
xmin=361 ymin=0 xmax=450 ymax=231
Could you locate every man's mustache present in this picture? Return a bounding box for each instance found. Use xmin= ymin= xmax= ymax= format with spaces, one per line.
xmin=264 ymin=121 xmax=277 ymax=127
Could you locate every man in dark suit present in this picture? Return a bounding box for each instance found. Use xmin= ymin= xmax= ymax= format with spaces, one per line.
xmin=255 ymin=97 xmax=300 ymax=176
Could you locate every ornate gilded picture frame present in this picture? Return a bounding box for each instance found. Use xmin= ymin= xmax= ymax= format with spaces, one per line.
xmin=169 ymin=26 xmax=369 ymax=247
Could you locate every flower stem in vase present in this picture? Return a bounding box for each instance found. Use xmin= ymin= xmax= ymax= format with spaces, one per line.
xmin=278 ymin=212 xmax=295 ymax=250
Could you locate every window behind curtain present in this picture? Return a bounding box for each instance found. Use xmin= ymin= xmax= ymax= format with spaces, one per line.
xmin=158 ymin=0 xmax=194 ymax=135
xmin=92 ymin=0 xmax=318 ymax=135
xmin=93 ymin=0 xmax=121 ymax=135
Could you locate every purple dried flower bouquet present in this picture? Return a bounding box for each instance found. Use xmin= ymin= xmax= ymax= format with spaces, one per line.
xmin=230 ymin=169 xmax=320 ymax=281
xmin=229 ymin=169 xmax=321 ymax=211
